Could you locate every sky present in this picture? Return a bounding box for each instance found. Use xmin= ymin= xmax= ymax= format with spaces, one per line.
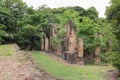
xmin=23 ymin=0 xmax=110 ymax=18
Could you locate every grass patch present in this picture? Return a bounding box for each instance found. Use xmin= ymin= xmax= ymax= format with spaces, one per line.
xmin=0 ymin=44 xmax=15 ymax=56
xmin=32 ymin=52 xmax=113 ymax=80
xmin=118 ymin=78 xmax=120 ymax=80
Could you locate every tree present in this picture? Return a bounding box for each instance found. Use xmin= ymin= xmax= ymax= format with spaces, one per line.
xmin=106 ymin=0 xmax=120 ymax=71
xmin=16 ymin=24 xmax=41 ymax=50
xmin=86 ymin=7 xmax=98 ymax=21
xmin=0 ymin=24 xmax=7 ymax=44
xmin=77 ymin=17 xmax=100 ymax=55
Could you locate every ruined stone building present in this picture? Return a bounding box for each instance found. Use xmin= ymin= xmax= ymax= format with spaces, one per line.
xmin=94 ymin=47 xmax=101 ymax=64
xmin=41 ymin=23 xmax=60 ymax=52
xmin=41 ymin=20 xmax=101 ymax=65
xmin=49 ymin=23 xmax=60 ymax=53
xmin=62 ymin=20 xmax=77 ymax=63
xmin=62 ymin=20 xmax=84 ymax=64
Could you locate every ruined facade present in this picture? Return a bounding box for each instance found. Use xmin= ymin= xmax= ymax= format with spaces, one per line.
xmin=63 ymin=20 xmax=78 ymax=64
xmin=45 ymin=36 xmax=49 ymax=51
xmin=94 ymin=47 xmax=101 ymax=64
xmin=78 ymin=38 xmax=84 ymax=57
xmin=77 ymin=38 xmax=84 ymax=64
xmin=66 ymin=20 xmax=76 ymax=52
xmin=41 ymin=38 xmax=44 ymax=51
xmin=41 ymin=20 xmax=102 ymax=65
xmin=50 ymin=24 xmax=59 ymax=38
xmin=49 ymin=23 xmax=60 ymax=53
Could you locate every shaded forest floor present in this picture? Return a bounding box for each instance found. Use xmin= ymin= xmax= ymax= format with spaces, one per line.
xmin=0 ymin=44 xmax=119 ymax=80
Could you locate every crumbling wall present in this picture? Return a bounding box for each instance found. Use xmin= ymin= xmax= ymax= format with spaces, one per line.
xmin=41 ymin=38 xmax=44 ymax=51
xmin=62 ymin=20 xmax=77 ymax=64
xmin=77 ymin=38 xmax=84 ymax=65
xmin=45 ymin=36 xmax=49 ymax=51
xmin=94 ymin=47 xmax=101 ymax=64
xmin=50 ymin=24 xmax=61 ymax=55
xmin=66 ymin=20 xmax=76 ymax=52
xmin=78 ymin=39 xmax=83 ymax=57
xmin=41 ymin=20 xmax=104 ymax=65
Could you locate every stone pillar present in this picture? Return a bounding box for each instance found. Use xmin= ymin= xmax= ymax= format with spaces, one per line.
xmin=41 ymin=38 xmax=44 ymax=51
xmin=109 ymin=39 xmax=112 ymax=52
xmin=69 ymin=37 xmax=76 ymax=52
xmin=78 ymin=38 xmax=83 ymax=57
xmin=94 ymin=47 xmax=101 ymax=64
xmin=66 ymin=20 xmax=76 ymax=52
xmin=45 ymin=37 xmax=49 ymax=51
xmin=77 ymin=38 xmax=84 ymax=65
xmin=62 ymin=20 xmax=77 ymax=63
xmin=56 ymin=44 xmax=62 ymax=56
xmin=50 ymin=24 xmax=60 ymax=52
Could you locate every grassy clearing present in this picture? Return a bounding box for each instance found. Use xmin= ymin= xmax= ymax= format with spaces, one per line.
xmin=32 ymin=52 xmax=113 ymax=80
xmin=0 ymin=44 xmax=15 ymax=56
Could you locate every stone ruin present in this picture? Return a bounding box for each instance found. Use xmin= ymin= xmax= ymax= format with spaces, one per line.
xmin=50 ymin=23 xmax=59 ymax=50
xmin=62 ymin=20 xmax=84 ymax=64
xmin=41 ymin=20 xmax=101 ymax=65
xmin=62 ymin=20 xmax=77 ymax=63
xmin=94 ymin=47 xmax=101 ymax=64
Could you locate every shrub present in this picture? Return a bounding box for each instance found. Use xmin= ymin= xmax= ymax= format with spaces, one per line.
xmin=109 ymin=51 xmax=120 ymax=71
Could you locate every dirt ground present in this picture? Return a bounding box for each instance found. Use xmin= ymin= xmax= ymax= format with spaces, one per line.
xmin=105 ymin=70 xmax=120 ymax=80
xmin=0 ymin=44 xmax=61 ymax=80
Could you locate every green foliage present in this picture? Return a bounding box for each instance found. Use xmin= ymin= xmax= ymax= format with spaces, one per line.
xmin=51 ymin=37 xmax=60 ymax=47
xmin=106 ymin=0 xmax=120 ymax=44
xmin=0 ymin=24 xmax=7 ymax=44
xmin=57 ymin=27 xmax=66 ymax=40
xmin=77 ymin=17 xmax=100 ymax=54
xmin=106 ymin=0 xmax=120 ymax=71
xmin=16 ymin=24 xmax=41 ymax=50
xmin=51 ymin=37 xmax=60 ymax=51
xmin=99 ymin=53 xmax=109 ymax=64
xmin=109 ymin=52 xmax=120 ymax=71
xmin=86 ymin=7 xmax=98 ymax=21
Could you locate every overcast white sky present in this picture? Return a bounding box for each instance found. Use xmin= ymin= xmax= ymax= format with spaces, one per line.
xmin=23 ymin=0 xmax=110 ymax=17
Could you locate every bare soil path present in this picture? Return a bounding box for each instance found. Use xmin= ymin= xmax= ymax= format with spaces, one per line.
xmin=0 ymin=44 xmax=60 ymax=80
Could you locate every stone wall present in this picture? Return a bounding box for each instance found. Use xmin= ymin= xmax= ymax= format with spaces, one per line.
xmin=94 ymin=47 xmax=101 ymax=64
xmin=40 ymin=20 xmax=103 ymax=65
xmin=41 ymin=38 xmax=44 ymax=51
xmin=78 ymin=38 xmax=83 ymax=57
xmin=62 ymin=20 xmax=78 ymax=63
xmin=45 ymin=36 xmax=49 ymax=51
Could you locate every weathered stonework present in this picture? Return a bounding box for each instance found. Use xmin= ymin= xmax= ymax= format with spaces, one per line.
xmin=45 ymin=36 xmax=49 ymax=51
xmin=78 ymin=38 xmax=84 ymax=57
xmin=39 ymin=21 xmax=103 ymax=64
xmin=77 ymin=38 xmax=84 ymax=65
xmin=50 ymin=24 xmax=61 ymax=55
xmin=62 ymin=20 xmax=78 ymax=64
xmin=50 ymin=24 xmax=59 ymax=38
xmin=66 ymin=20 xmax=76 ymax=52
xmin=41 ymin=38 xmax=44 ymax=51
xmin=94 ymin=47 xmax=101 ymax=64
xmin=109 ymin=39 xmax=112 ymax=52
